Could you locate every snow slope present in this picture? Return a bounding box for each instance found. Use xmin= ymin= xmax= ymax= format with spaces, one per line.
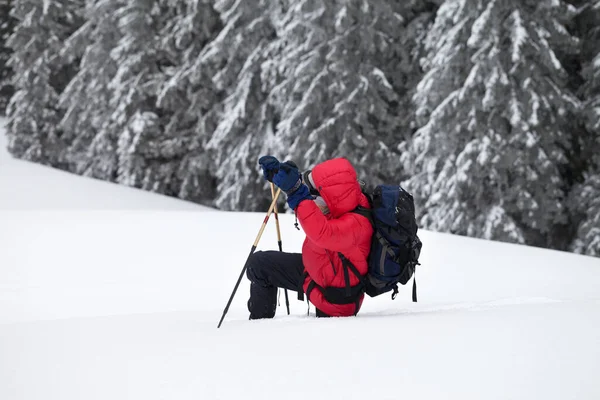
xmin=0 ymin=118 xmax=206 ymax=210
xmin=1 ymin=120 xmax=600 ymax=400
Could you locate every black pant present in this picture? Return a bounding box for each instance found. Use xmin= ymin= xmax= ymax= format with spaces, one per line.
xmin=245 ymin=251 xmax=304 ymax=319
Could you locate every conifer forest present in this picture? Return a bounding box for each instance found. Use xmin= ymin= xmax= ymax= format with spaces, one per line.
xmin=1 ymin=0 xmax=599 ymax=257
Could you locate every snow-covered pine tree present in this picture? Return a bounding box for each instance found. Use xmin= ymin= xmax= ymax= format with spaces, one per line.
xmin=202 ymin=0 xmax=435 ymax=211
xmin=570 ymin=170 xmax=600 ymax=257
xmin=105 ymin=0 xmax=220 ymax=203
xmin=270 ymin=0 xmax=434 ymax=183
xmin=0 ymin=0 xmax=16 ymax=114
xmin=403 ymin=0 xmax=581 ymax=249
xmin=58 ymin=0 xmax=121 ymax=177
xmin=59 ymin=0 xmax=220 ymax=202
xmin=578 ymin=0 xmax=600 ymax=142
xmin=569 ymin=0 xmax=600 ymax=256
xmin=90 ymin=0 xmax=166 ymax=184
xmin=154 ymin=0 xmax=221 ymax=204
xmin=195 ymin=0 xmax=279 ymax=211
xmin=6 ymin=0 xmax=83 ymax=166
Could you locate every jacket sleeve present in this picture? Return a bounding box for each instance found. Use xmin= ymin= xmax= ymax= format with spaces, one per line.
xmin=295 ymin=200 xmax=365 ymax=252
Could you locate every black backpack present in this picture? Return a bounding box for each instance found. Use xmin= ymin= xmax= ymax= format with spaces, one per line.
xmin=349 ymin=184 xmax=422 ymax=302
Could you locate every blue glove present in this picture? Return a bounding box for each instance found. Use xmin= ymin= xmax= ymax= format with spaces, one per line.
xmin=258 ymin=155 xmax=280 ymax=182
xmin=286 ymin=184 xmax=311 ymax=210
xmin=273 ymin=161 xmax=312 ymax=210
xmin=273 ymin=161 xmax=302 ymax=193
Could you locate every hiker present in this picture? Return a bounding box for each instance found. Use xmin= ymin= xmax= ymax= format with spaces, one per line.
xmin=245 ymin=156 xmax=373 ymax=319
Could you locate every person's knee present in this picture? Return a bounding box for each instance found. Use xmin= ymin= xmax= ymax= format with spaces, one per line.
xmin=246 ymin=251 xmax=269 ymax=285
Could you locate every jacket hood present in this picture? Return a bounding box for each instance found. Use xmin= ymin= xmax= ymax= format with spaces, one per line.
xmin=309 ymin=158 xmax=365 ymax=218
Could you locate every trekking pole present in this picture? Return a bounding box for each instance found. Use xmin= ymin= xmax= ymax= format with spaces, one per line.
xmin=217 ymin=187 xmax=282 ymax=328
xmin=271 ymin=182 xmax=290 ymax=315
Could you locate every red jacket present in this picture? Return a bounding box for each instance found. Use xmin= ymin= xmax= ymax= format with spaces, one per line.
xmin=296 ymin=158 xmax=373 ymax=316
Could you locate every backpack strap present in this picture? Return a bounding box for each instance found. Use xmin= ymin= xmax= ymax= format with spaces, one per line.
xmin=296 ymin=253 xmax=366 ymax=312
xmin=352 ymin=206 xmax=373 ymax=224
xmin=306 ymin=279 xmax=317 ymax=301
xmin=297 ymin=270 xmax=309 ymax=301
xmin=342 ymin=260 xmax=351 ymax=297
xmin=376 ymin=232 xmax=398 ymax=258
xmin=411 ymin=259 xmax=419 ymax=303
xmin=338 ymin=253 xmax=366 ymax=284
xmin=412 ymin=273 xmax=417 ymax=302
xmin=338 ymin=254 xmax=366 ymax=316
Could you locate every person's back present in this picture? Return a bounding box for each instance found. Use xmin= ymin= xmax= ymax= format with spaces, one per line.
xmin=296 ymin=157 xmax=373 ymax=316
xmin=245 ymin=156 xmax=372 ymax=319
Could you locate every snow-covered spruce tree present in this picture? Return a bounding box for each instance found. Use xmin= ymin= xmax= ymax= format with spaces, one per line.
xmin=403 ymin=0 xmax=581 ymax=249
xmin=153 ymin=0 xmax=221 ymax=204
xmin=569 ymin=0 xmax=600 ymax=256
xmin=6 ymin=0 xmax=83 ymax=166
xmin=59 ymin=0 xmax=220 ymax=202
xmin=76 ymin=0 xmax=180 ymax=186
xmin=270 ymin=0 xmax=436 ymax=181
xmin=202 ymin=0 xmax=436 ymax=211
xmin=105 ymin=0 xmax=220 ymax=203
xmin=0 ymin=0 xmax=16 ymax=114
xmin=193 ymin=0 xmax=279 ymax=211
xmin=58 ymin=0 xmax=121 ymax=177
xmin=84 ymin=0 xmax=166 ymax=183
xmin=570 ymin=171 xmax=600 ymax=257
xmin=577 ymin=0 xmax=600 ymax=150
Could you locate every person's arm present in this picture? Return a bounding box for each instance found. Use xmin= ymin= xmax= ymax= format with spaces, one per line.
xmin=296 ymin=200 xmax=362 ymax=252
xmin=259 ymin=156 xmax=359 ymax=249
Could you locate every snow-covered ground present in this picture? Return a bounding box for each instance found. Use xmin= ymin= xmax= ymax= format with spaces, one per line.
xmin=1 ymin=119 xmax=600 ymax=400
xmin=0 ymin=118 xmax=205 ymax=210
